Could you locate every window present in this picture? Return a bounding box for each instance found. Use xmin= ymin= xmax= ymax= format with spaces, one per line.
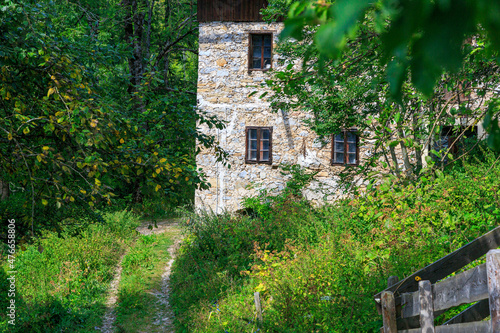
xmin=331 ymin=130 xmax=359 ymax=166
xmin=245 ymin=127 xmax=272 ymax=164
xmin=433 ymin=125 xmax=477 ymax=162
xmin=249 ymin=33 xmax=272 ymax=71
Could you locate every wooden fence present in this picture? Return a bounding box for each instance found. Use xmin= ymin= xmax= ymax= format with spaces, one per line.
xmin=374 ymin=226 xmax=500 ymax=332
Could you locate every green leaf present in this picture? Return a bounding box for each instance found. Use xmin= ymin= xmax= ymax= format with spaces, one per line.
xmin=388 ymin=140 xmax=399 ymax=148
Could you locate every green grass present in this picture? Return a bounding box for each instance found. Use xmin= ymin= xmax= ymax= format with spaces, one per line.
xmin=0 ymin=210 xmax=140 ymax=332
xmin=115 ymin=226 xmax=181 ymax=332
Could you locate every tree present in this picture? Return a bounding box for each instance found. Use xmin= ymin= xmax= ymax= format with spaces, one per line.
xmin=262 ymin=0 xmax=500 ymax=189
xmin=0 ymin=0 xmax=224 ymax=236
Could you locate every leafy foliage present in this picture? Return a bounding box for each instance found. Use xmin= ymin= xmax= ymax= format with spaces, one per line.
xmin=0 ymin=0 xmax=224 ymax=237
xmin=172 ymin=150 xmax=500 ymax=332
xmin=262 ymin=0 xmax=500 ymax=189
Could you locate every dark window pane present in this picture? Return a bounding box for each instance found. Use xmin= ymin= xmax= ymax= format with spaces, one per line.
xmin=250 ymin=150 xmax=257 ymax=160
xmin=335 ymin=134 xmax=343 ymax=142
xmin=250 ymin=140 xmax=257 ymax=150
xmin=264 ymin=35 xmax=272 ymax=46
xmin=347 ymin=131 xmax=356 ymax=142
xmin=335 ymin=153 xmax=344 ymax=164
xmin=264 ymin=59 xmax=271 ymax=68
xmin=335 ymin=142 xmax=344 ymax=152
xmin=348 ymin=153 xmax=356 ymax=165
xmin=348 ymin=143 xmax=356 ymax=153
xmin=249 ymin=129 xmax=257 ymax=140
xmin=252 ymin=35 xmax=262 ymax=46
xmin=262 ymin=140 xmax=269 ymax=150
xmin=264 ymin=47 xmax=271 ymax=58
xmin=253 ymin=46 xmax=262 ymax=58
xmin=253 ymin=59 xmax=261 ymax=69
xmin=262 ymin=129 xmax=269 ymax=140
xmin=261 ymin=151 xmax=269 ymax=161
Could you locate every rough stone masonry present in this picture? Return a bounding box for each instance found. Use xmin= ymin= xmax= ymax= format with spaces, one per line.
xmin=195 ymin=21 xmax=356 ymax=213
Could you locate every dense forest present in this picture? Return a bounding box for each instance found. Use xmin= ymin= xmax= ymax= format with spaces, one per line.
xmin=0 ymin=0 xmax=222 ymax=239
xmin=2 ymin=0 xmax=500 ymax=332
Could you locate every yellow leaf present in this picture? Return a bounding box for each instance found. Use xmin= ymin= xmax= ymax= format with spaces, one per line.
xmin=120 ymin=138 xmax=124 ymax=144
xmin=36 ymin=155 xmax=42 ymax=163
xmin=160 ymin=158 xmax=167 ymax=163
xmin=23 ymin=127 xmax=29 ymax=135
xmin=90 ymin=120 xmax=98 ymax=128
xmin=42 ymin=146 xmax=49 ymax=151
xmin=95 ymin=179 xmax=101 ymax=186
xmin=47 ymin=87 xmax=55 ymax=97
xmin=155 ymin=184 xmax=161 ymax=192
xmin=7 ymin=133 xmax=12 ymax=140
xmin=153 ymin=152 xmax=158 ymax=156
xmin=136 ymin=157 xmax=142 ymax=164
xmin=80 ymin=189 xmax=86 ymax=194
xmin=155 ymin=168 xmax=161 ymax=174
xmin=185 ymin=177 xmax=189 ymax=182
xmin=70 ymin=196 xmax=75 ymax=202
xmin=42 ymin=199 xmax=48 ymax=206
xmin=51 ymin=75 xmax=56 ymax=80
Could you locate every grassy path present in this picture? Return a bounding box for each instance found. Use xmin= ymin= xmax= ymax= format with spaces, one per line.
xmin=98 ymin=219 xmax=182 ymax=332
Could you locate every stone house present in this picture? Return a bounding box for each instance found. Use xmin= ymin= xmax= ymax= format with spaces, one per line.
xmin=194 ymin=0 xmax=486 ymax=213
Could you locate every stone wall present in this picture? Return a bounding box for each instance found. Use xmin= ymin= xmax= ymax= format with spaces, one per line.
xmin=195 ymin=21 xmax=356 ymax=213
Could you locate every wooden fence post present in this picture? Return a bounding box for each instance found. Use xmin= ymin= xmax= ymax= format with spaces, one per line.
xmin=381 ymin=291 xmax=397 ymax=333
xmin=419 ymin=280 xmax=435 ymax=333
xmin=254 ymin=291 xmax=263 ymax=324
xmin=388 ymin=275 xmax=399 ymax=287
xmin=487 ymin=249 xmax=500 ymax=333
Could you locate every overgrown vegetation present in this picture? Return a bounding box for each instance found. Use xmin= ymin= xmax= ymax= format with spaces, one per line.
xmin=263 ymin=0 xmax=500 ymax=190
xmin=0 ymin=210 xmax=140 ymax=332
xmin=171 ymin=148 xmax=500 ymax=332
xmin=0 ymin=0 xmax=222 ymax=240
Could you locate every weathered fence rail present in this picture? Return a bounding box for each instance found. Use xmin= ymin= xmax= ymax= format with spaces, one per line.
xmin=374 ymin=226 xmax=500 ymax=333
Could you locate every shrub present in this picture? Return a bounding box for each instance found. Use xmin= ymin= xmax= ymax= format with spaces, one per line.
xmin=172 ymin=156 xmax=500 ymax=332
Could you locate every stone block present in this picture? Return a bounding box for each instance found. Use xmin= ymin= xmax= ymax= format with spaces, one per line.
xmin=216 ymin=58 xmax=227 ymax=67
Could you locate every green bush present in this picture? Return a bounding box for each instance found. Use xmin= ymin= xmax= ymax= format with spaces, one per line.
xmin=172 ymin=154 xmax=500 ymax=332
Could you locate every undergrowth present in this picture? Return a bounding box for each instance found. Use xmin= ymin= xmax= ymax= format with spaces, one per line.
xmin=171 ymin=151 xmax=500 ymax=332
xmin=0 ymin=210 xmax=140 ymax=332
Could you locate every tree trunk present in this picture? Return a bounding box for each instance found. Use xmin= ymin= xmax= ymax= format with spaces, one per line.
xmin=413 ymin=112 xmax=423 ymax=174
xmin=0 ymin=180 xmax=9 ymax=201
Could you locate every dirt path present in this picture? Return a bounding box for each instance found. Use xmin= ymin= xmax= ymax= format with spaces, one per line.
xmin=97 ymin=219 xmax=181 ymax=333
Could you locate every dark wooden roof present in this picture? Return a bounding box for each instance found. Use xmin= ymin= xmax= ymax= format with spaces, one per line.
xmin=198 ymin=0 xmax=268 ymax=22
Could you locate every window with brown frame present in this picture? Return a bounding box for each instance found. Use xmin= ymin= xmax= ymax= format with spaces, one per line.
xmin=245 ymin=126 xmax=272 ymax=164
xmin=432 ymin=125 xmax=477 ymax=163
xmin=249 ymin=33 xmax=273 ymax=71
xmin=331 ymin=130 xmax=359 ymax=166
